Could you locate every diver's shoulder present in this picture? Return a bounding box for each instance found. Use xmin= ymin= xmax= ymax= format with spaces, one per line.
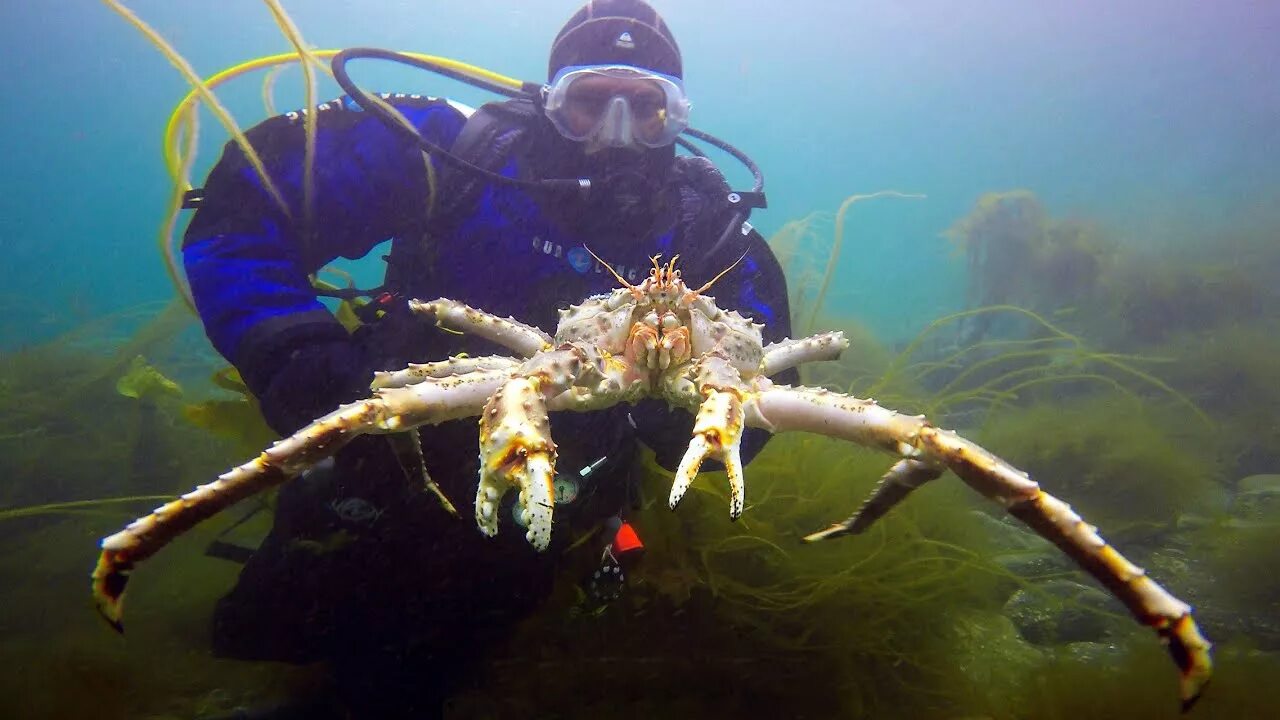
xmin=263 ymin=93 xmax=472 ymax=128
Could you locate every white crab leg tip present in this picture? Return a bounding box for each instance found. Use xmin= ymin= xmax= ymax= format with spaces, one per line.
xmin=520 ymin=454 xmax=556 ymax=552
xmin=670 ymin=435 xmax=712 ymax=509
xmin=725 ymin=445 xmax=745 ymax=519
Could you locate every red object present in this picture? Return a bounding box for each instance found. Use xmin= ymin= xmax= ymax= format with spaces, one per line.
xmin=611 ymin=521 xmax=645 ymax=555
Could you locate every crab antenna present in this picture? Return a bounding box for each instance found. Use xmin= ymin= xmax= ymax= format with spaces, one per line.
xmin=666 ymin=254 xmax=681 ymax=282
xmin=585 ymin=245 xmax=641 ymax=295
xmin=691 ymin=251 xmax=749 ymax=296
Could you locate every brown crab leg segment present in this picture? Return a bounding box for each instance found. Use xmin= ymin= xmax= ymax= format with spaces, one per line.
xmin=385 ymin=431 xmax=458 ymax=517
xmin=91 ymin=369 xmax=510 ymax=633
xmin=802 ymin=458 xmax=943 ymax=542
xmin=917 ymin=425 xmax=1213 ymax=711
xmin=667 ymin=354 xmax=749 ymax=518
xmin=759 ymin=331 xmax=849 ymax=377
xmin=372 ymin=355 xmax=519 ymax=390
xmin=410 ymin=298 xmax=553 ymax=358
xmin=476 ymin=347 xmax=586 ymax=550
xmin=749 ymin=384 xmax=1213 ymax=710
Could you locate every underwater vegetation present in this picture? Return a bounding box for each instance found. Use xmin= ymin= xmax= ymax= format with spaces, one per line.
xmin=976 ymin=396 xmax=1222 ymax=533
xmin=0 ymin=300 xmax=319 ymax=719
xmin=3 ymin=0 xmax=1275 ymax=714
xmin=2 ymin=183 xmax=1275 ymax=718
xmin=451 ymin=194 xmax=1280 ymax=718
xmin=944 ymin=190 xmax=1118 ymax=346
xmin=1153 ymin=322 xmax=1280 ymax=478
xmin=944 ymin=189 xmax=1277 ymax=353
xmin=0 ymin=301 xmax=274 ymax=516
xmin=0 ymin=218 xmax=1273 ymax=719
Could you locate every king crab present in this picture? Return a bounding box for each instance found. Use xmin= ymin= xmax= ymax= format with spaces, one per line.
xmin=91 ymin=253 xmax=1212 ymax=709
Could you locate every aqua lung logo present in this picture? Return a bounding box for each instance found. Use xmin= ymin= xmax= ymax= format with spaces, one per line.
xmin=567 ymin=247 xmax=593 ymax=273
xmin=614 ymin=31 xmax=635 ymax=50
xmin=531 ymin=236 xmax=563 ymax=260
xmin=535 ymin=238 xmax=641 ymax=281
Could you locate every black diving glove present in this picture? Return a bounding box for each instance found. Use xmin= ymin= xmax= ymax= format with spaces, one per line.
xmin=248 ymin=336 xmax=419 ymax=509
xmin=248 ymin=338 xmax=375 ymax=438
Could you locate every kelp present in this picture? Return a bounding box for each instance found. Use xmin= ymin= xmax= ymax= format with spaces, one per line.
xmin=454 ymin=438 xmax=1029 ymax=718
xmin=766 ymin=191 xmax=925 ymax=336
xmin=976 ymin=396 xmax=1223 ymax=532
xmin=5 ymin=2 xmax=1272 ymax=714
xmin=944 ymin=190 xmax=1117 ymax=345
xmin=115 ymin=355 xmax=183 ymax=400
xmin=0 ymin=302 xmax=249 ymax=515
xmin=857 ymin=304 xmax=1211 ymax=431
xmin=102 ymin=0 xmax=445 ymax=308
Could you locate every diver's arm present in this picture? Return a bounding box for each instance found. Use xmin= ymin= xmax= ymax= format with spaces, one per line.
xmin=183 ymin=97 xmax=467 ymax=433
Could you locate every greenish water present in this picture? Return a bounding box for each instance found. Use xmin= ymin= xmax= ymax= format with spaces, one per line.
xmin=1 ymin=2 xmax=1278 ymax=718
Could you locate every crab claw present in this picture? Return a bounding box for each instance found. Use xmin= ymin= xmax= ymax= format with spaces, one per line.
xmin=476 ymin=377 xmax=558 ymax=551
xmin=669 ymin=386 xmax=746 ymax=518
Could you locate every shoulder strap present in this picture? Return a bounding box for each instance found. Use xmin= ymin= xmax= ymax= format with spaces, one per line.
xmin=434 ymin=98 xmax=540 ymax=221
xmin=383 ymin=98 xmax=539 ymax=292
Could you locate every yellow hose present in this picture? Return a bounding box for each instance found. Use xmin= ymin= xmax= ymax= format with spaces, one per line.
xmin=108 ymin=0 xmax=525 ymax=304
xmin=162 ymin=50 xmax=524 ymax=186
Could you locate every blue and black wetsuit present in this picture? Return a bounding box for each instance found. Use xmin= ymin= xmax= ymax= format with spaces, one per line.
xmin=183 ymin=93 xmax=792 ymax=714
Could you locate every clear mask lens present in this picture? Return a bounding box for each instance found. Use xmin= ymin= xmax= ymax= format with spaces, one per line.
xmin=544 ymin=65 xmax=690 ymax=148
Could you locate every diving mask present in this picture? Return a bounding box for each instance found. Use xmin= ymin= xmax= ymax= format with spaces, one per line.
xmin=543 ymin=64 xmax=691 ymax=149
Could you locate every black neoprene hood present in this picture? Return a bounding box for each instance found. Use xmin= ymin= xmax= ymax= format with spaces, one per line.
xmin=548 ymin=0 xmax=683 ymax=80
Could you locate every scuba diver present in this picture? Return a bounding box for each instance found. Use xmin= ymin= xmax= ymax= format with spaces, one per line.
xmin=184 ymin=1 xmax=794 ymax=717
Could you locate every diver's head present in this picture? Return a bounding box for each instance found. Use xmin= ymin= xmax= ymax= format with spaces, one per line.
xmin=544 ymin=0 xmax=688 ymax=153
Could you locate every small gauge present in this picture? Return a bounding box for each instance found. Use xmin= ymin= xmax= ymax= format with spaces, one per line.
xmin=553 ymin=475 xmax=580 ymax=505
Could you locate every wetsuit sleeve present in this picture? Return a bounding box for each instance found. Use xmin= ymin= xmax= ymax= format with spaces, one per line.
xmin=182 ymin=96 xmax=466 ymax=429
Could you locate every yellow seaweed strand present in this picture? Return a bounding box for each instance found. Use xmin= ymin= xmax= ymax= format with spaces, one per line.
xmin=261 ymin=64 xmax=285 ymax=116
xmin=262 ymin=0 xmax=318 ymax=238
xmin=358 ymin=92 xmax=440 ymax=220
xmin=0 ymin=495 xmax=177 ymax=522
xmin=867 ymin=305 xmax=1081 ymax=397
xmin=158 ymin=106 xmax=198 ymax=311
xmin=805 ymin=191 xmax=926 ymax=336
xmin=101 ymin=0 xmax=292 ymax=219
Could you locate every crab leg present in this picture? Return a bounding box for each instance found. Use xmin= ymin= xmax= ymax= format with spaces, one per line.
xmin=665 ymin=354 xmax=749 ymax=518
xmin=372 ymin=354 xmax=520 ymax=390
xmin=384 ymin=430 xmax=457 ymax=517
xmin=802 ymin=458 xmax=944 ymax=541
xmin=759 ymin=331 xmax=849 ymax=377
xmin=91 ymin=368 xmax=511 ymax=632
xmin=475 ymin=346 xmax=595 ymax=551
xmin=748 ymin=383 xmax=1213 ymax=710
xmin=410 ymin=298 xmax=553 ymax=358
